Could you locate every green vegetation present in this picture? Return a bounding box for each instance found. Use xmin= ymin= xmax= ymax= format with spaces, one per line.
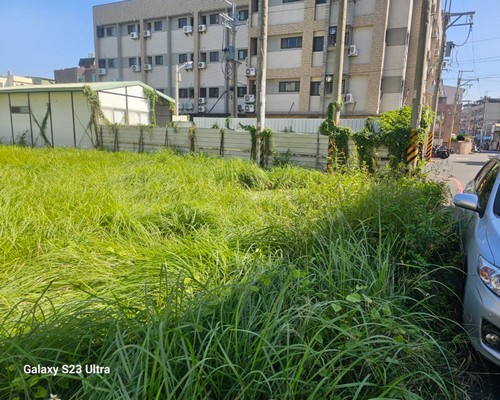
xmin=0 ymin=146 xmax=465 ymax=399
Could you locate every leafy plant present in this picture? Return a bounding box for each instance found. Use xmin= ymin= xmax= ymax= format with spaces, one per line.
xmin=239 ymin=123 xmax=258 ymax=162
xmin=30 ymin=103 xmax=53 ymax=148
xmin=143 ymin=87 xmax=159 ymax=127
xmin=319 ymin=101 xmax=352 ymax=169
xmin=352 ymin=118 xmax=380 ymax=172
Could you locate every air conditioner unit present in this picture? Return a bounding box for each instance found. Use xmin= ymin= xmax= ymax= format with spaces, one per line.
xmin=344 ymin=93 xmax=355 ymax=104
xmin=184 ymin=63 xmax=193 ymax=70
xmin=132 ymin=65 xmax=141 ymax=72
xmin=143 ymin=30 xmax=151 ymax=38
xmin=144 ymin=64 xmax=152 ymax=71
xmin=198 ymin=97 xmax=207 ymax=105
xmin=130 ymin=32 xmax=140 ymax=40
xmin=244 ymin=104 xmax=255 ymax=113
xmin=199 ymin=105 xmax=206 ymax=113
xmin=244 ymin=94 xmax=255 ymax=103
xmin=179 ymin=103 xmax=185 ymax=110
xmin=184 ymin=102 xmax=194 ymax=110
xmin=198 ymin=61 xmax=207 ymax=69
xmin=348 ymin=44 xmax=358 ymax=57
xmin=237 ymin=104 xmax=244 ymax=112
xmin=198 ymin=24 xmax=207 ymax=32
xmin=183 ymin=25 xmax=193 ymax=34
xmin=245 ymin=67 xmax=256 ymax=77
xmin=98 ymin=68 xmax=107 ymax=76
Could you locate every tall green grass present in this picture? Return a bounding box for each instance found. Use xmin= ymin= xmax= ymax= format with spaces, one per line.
xmin=0 ymin=146 xmax=466 ymax=399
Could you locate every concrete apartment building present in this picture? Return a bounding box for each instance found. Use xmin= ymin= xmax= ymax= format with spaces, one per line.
xmin=435 ymin=84 xmax=464 ymax=144
xmin=461 ymin=97 xmax=500 ymax=139
xmin=0 ymin=71 xmax=54 ymax=87
xmin=93 ymin=0 xmax=443 ymax=118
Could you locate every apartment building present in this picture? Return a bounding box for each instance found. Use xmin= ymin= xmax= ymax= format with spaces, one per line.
xmin=93 ymin=0 xmax=443 ymax=117
xmin=461 ymin=98 xmax=500 ymax=138
xmin=54 ymin=57 xmax=97 ymax=84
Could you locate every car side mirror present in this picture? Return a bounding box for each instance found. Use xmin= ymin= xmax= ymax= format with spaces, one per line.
xmin=453 ymin=193 xmax=481 ymax=214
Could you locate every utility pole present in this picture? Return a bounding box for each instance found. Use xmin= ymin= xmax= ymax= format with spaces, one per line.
xmin=448 ymin=70 xmax=477 ymax=146
xmin=332 ymin=0 xmax=348 ymax=124
xmin=407 ymin=0 xmax=430 ymax=169
xmin=256 ymin=0 xmax=268 ymax=135
xmin=221 ymin=1 xmax=245 ymax=117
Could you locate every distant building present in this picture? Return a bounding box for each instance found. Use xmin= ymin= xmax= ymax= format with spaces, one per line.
xmin=54 ymin=56 xmax=97 ymax=83
xmin=461 ymin=97 xmax=500 ymax=148
xmin=0 ymin=71 xmax=54 ymax=87
xmin=93 ymin=0 xmax=443 ymax=117
xmin=435 ymin=85 xmax=464 ymax=144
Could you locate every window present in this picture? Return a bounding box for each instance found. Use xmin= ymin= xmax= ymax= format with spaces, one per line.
xmin=325 ymin=78 xmax=346 ymax=94
xmin=200 ymin=15 xmax=207 ymax=25
xmin=178 ymin=18 xmax=188 ymax=28
xmin=477 ymin=162 xmax=500 ymax=210
xmin=106 ymin=26 xmax=115 ymax=36
xmin=209 ymin=14 xmax=219 ymax=24
xmin=238 ymin=49 xmax=248 ymax=60
xmin=316 ymin=0 xmax=327 ymax=3
xmin=328 ymin=27 xmax=350 ymax=46
xmin=155 ymin=55 xmax=163 ymax=65
xmin=283 ymin=0 xmax=302 ymax=2
xmin=281 ymin=36 xmax=302 ymax=49
xmin=199 ymin=87 xmax=207 ymax=97
xmin=199 ymin=53 xmax=207 ymax=62
xmin=209 ymin=51 xmax=219 ymax=62
xmin=127 ymin=24 xmax=136 ymax=34
xmin=179 ymin=53 xmax=188 ymax=63
xmin=238 ymin=9 xmax=249 ymax=21
xmin=209 ymin=87 xmax=219 ymax=98
xmin=108 ymin=59 xmax=116 ymax=68
xmin=237 ymin=87 xmax=247 ymax=98
xmin=154 ymin=21 xmax=163 ymax=31
xmin=129 ymin=57 xmax=138 ymax=67
xmin=98 ymin=59 xmax=106 ymax=68
xmin=145 ymin=22 xmax=152 ymax=31
xmin=252 ymin=0 xmax=259 ymax=12
xmin=279 ymin=81 xmax=300 ymax=92
xmin=147 ymin=56 xmax=153 ymax=65
xmin=179 ymin=88 xmax=194 ymax=98
xmin=310 ymin=81 xmax=321 ymax=96
xmin=10 ymin=106 xmax=29 ymax=114
xmin=250 ymin=38 xmax=258 ymax=56
xmin=313 ymin=36 xmax=324 ymax=52
xmin=96 ymin=26 xmax=104 ymax=38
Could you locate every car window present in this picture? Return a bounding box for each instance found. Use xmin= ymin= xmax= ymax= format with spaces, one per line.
xmin=474 ymin=161 xmax=496 ymax=192
xmin=477 ymin=162 xmax=500 ymax=210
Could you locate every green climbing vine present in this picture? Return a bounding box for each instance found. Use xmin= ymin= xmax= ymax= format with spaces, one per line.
xmin=260 ymin=128 xmax=273 ymax=168
xmin=31 ymin=103 xmax=53 ymax=148
xmin=143 ymin=87 xmax=159 ymax=127
xmin=319 ymin=101 xmax=352 ymax=169
xmin=83 ymin=85 xmax=106 ymax=148
xmin=239 ymin=123 xmax=258 ymax=162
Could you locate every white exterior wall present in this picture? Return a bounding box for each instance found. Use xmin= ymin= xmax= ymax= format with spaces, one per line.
xmin=269 ymin=2 xmax=304 ymax=25
xmin=0 ymin=95 xmax=11 ymax=143
xmin=351 ymin=27 xmax=372 ymax=65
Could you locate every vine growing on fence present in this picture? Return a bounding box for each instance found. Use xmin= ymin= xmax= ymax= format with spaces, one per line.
xmin=319 ymin=101 xmax=352 ymax=169
xmin=31 ymin=103 xmax=53 ymax=147
xmin=143 ymin=87 xmax=159 ymax=127
xmin=239 ymin=123 xmax=258 ymax=162
xmin=83 ymin=85 xmax=107 ymax=149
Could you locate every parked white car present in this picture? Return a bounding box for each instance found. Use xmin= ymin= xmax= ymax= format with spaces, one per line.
xmin=453 ymin=157 xmax=500 ymax=366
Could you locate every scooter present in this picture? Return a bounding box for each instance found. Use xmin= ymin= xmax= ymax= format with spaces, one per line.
xmin=432 ymin=144 xmax=451 ymax=159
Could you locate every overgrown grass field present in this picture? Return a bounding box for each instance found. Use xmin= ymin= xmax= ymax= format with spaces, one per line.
xmin=0 ymin=146 xmax=465 ymax=399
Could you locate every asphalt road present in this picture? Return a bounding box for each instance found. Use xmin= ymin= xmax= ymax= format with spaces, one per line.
xmin=427 ymin=151 xmax=500 ymax=399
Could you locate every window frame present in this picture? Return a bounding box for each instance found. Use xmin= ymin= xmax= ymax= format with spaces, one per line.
xmin=279 ymin=81 xmax=300 ymax=93
xmin=281 ymin=36 xmax=303 ymax=49
xmin=209 ymin=87 xmax=220 ymax=98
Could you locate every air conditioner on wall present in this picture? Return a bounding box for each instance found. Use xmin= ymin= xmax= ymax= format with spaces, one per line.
xmin=183 ymin=25 xmax=193 ymax=34
xmin=130 ymin=32 xmax=140 ymax=39
xmin=198 ymin=61 xmax=207 ymax=69
xmin=198 ymin=24 xmax=207 ymax=32
xmin=143 ymin=30 xmax=151 ymax=38
xmin=132 ymin=65 xmax=141 ymax=72
xmin=245 ymin=67 xmax=256 ymax=77
xmin=98 ymin=68 xmax=107 ymax=76
xmin=244 ymin=104 xmax=255 ymax=113
xmin=198 ymin=98 xmax=207 ymax=105
xmin=184 ymin=63 xmax=193 ymax=70
xmin=144 ymin=64 xmax=152 ymax=71
xmin=344 ymin=93 xmax=355 ymax=104
xmin=348 ymin=44 xmax=358 ymax=57
xmin=184 ymin=102 xmax=194 ymax=110
xmin=199 ymin=105 xmax=206 ymax=113
xmin=244 ymin=94 xmax=255 ymax=103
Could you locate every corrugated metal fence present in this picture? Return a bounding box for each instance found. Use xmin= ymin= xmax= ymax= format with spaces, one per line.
xmin=98 ymin=117 xmax=371 ymax=169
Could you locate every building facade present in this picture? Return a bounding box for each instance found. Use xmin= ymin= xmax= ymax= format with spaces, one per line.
xmin=93 ymin=0 xmax=442 ymax=117
xmin=461 ymin=98 xmax=500 ymax=139
xmin=54 ymin=57 xmax=98 ymax=84
xmin=435 ymin=84 xmax=463 ymax=144
xmin=0 ymin=71 xmax=54 ymax=87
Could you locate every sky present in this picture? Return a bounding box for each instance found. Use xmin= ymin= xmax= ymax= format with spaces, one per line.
xmin=1 ymin=0 xmax=499 ymax=102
